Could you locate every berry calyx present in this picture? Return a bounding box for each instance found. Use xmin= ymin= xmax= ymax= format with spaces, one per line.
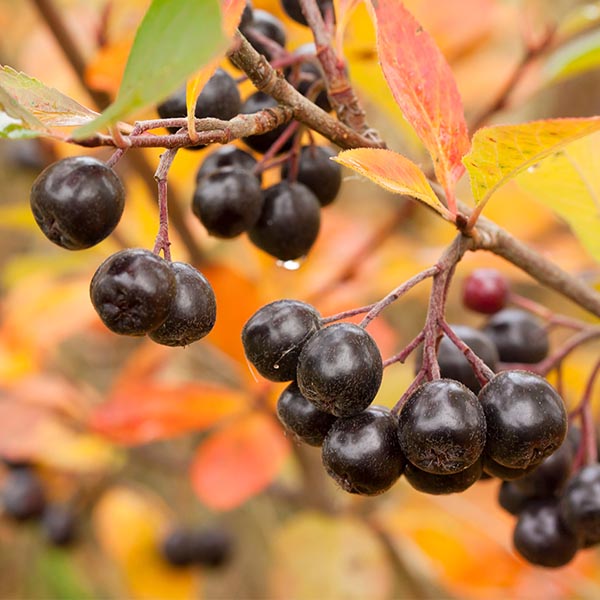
xmin=462 ymin=268 xmax=509 ymax=314
xmin=30 ymin=156 xmax=125 ymax=250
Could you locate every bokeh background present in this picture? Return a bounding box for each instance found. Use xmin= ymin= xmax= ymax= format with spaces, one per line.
xmin=1 ymin=0 xmax=600 ymax=598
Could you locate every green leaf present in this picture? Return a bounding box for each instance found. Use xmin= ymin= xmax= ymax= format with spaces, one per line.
xmin=0 ymin=111 xmax=42 ymax=139
xmin=74 ymin=0 xmax=227 ymax=139
xmin=545 ymin=29 xmax=600 ymax=84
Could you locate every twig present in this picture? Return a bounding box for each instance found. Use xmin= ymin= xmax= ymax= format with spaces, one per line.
xmin=152 ymin=149 xmax=178 ymax=260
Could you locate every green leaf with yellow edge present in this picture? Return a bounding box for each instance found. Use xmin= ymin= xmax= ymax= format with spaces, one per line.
xmin=544 ymin=29 xmax=600 ymax=84
xmin=93 ymin=487 xmax=199 ymax=600
xmin=334 ymin=148 xmax=452 ymax=219
xmin=516 ymin=132 xmax=600 ymax=263
xmin=270 ymin=512 xmax=393 ymax=600
xmin=463 ymin=117 xmax=600 ymax=211
xmin=74 ymin=0 xmax=226 ymax=138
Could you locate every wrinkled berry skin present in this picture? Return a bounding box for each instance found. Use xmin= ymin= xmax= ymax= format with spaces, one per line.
xmin=398 ymin=379 xmax=486 ymax=475
xmin=281 ymin=0 xmax=333 ymax=26
xmin=42 ymin=505 xmax=77 ymax=546
xmin=479 ymin=371 xmax=567 ymax=470
xmin=276 ymin=382 xmax=337 ymax=446
xmin=322 ymin=406 xmax=405 ymax=495
xmin=249 ymin=182 xmax=321 ymax=261
xmin=560 ymin=463 xmax=600 ymax=546
xmin=404 ymin=459 xmax=482 ymax=495
xmin=30 ymin=156 xmax=125 ymax=250
xmin=196 ymin=146 xmax=260 ymax=183
xmin=149 ymin=262 xmax=216 ymax=347
xmin=513 ymin=499 xmax=578 ymax=568
xmin=462 ymin=269 xmax=509 ymax=314
xmin=90 ymin=249 xmax=176 ymax=336
xmin=242 ymin=300 xmax=321 ymax=382
xmin=483 ymin=309 xmax=549 ymax=363
xmin=2 ymin=468 xmax=45 ymax=520
xmin=297 ymin=323 xmax=383 ymax=417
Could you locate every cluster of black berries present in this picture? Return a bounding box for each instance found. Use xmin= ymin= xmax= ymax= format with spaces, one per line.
xmin=1 ymin=460 xmax=77 ymax=546
xmin=161 ymin=526 xmax=234 ymax=569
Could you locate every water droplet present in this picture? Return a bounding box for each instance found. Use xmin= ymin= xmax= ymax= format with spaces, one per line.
xmin=527 ymin=164 xmax=539 ymax=173
xmin=276 ymin=259 xmax=302 ymax=271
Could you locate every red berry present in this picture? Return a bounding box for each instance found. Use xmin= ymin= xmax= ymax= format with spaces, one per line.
xmin=462 ymin=268 xmax=509 ymax=314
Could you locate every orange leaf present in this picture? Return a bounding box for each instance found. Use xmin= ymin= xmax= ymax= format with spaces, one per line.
xmin=85 ymin=36 xmax=133 ymax=96
xmin=369 ymin=0 xmax=470 ymax=207
xmin=90 ymin=381 xmax=248 ymax=445
xmin=191 ymin=413 xmax=290 ymax=510
xmin=220 ymin=0 xmax=249 ymax=35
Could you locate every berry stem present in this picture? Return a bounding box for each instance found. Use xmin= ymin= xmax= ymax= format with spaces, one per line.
xmin=536 ymin=329 xmax=600 ymax=375
xmin=255 ymin=120 xmax=300 ymax=171
xmin=509 ymin=292 xmax=588 ymax=331
xmin=393 ymin=369 xmax=426 ymax=415
xmin=321 ymin=304 xmax=378 ymax=324
xmin=152 ymin=148 xmax=178 ymax=260
xmin=383 ymin=330 xmax=425 ymax=368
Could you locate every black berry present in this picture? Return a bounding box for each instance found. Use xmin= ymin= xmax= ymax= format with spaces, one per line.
xmin=297 ymin=323 xmax=383 ymax=417
xmin=322 ymin=406 xmax=405 ymax=495
xmin=196 ymin=145 xmax=260 ymax=183
xmin=30 ymin=156 xmax=125 ymax=250
xmin=281 ymin=0 xmax=333 ymax=26
xmin=148 ymin=262 xmax=216 ymax=347
xmin=285 ymin=44 xmax=332 ymax=112
xmin=398 ymin=379 xmax=486 ymax=474
xmin=276 ymin=382 xmax=337 ymax=446
xmin=242 ymin=299 xmax=321 ymax=382
xmin=404 ymin=459 xmax=482 ymax=495
xmin=483 ymin=455 xmax=536 ymax=481
xmin=499 ymin=481 xmax=530 ymax=515
xmin=240 ymin=9 xmax=286 ymax=61
xmin=42 ymin=505 xmax=77 ymax=546
xmin=479 ymin=371 xmax=567 ymax=469
xmin=90 ymin=248 xmax=176 ymax=336
xmin=462 ymin=268 xmax=509 ymax=314
xmin=248 ymin=181 xmax=321 ymax=261
xmin=190 ymin=527 xmax=234 ymax=568
xmin=282 ymin=146 xmax=341 ymax=206
xmin=482 ymin=309 xmax=549 ymax=363
xmin=2 ymin=468 xmax=45 ymax=521
xmin=161 ymin=529 xmax=195 ymax=567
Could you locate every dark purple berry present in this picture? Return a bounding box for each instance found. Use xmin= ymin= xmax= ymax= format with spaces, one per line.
xmin=483 ymin=455 xmax=536 ymax=481
xmin=285 ymin=44 xmax=332 ymax=112
xmin=161 ymin=529 xmax=195 ymax=567
xmin=42 ymin=505 xmax=77 ymax=546
xmin=90 ymin=248 xmax=176 ymax=336
xmin=30 ymin=156 xmax=125 ymax=250
xmin=322 ymin=406 xmax=405 ymax=495
xmin=242 ymin=299 xmax=321 ymax=382
xmin=148 ymin=262 xmax=216 ymax=347
xmin=404 ymin=459 xmax=482 ymax=495
xmin=462 ymin=269 xmax=509 ymax=314
xmin=277 ymin=382 xmax=337 ymax=446
xmin=398 ymin=379 xmax=486 ymax=475
xmin=240 ymin=9 xmax=286 ymax=61
xmin=190 ymin=527 xmax=233 ymax=568
xmin=248 ymin=181 xmax=320 ymax=261
xmin=281 ymin=0 xmax=333 ymax=26
xmin=196 ymin=146 xmax=260 ymax=183
xmin=499 ymin=481 xmax=530 ymax=515
xmin=297 ymin=323 xmax=383 ymax=417
xmin=483 ymin=309 xmax=549 ymax=364
xmin=2 ymin=468 xmax=45 ymax=521
xmin=479 ymin=371 xmax=567 ymax=470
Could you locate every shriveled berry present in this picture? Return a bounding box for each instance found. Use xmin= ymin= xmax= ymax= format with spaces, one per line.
xmin=248 ymin=181 xmax=320 ymax=261
xmin=90 ymin=249 xmax=176 ymax=336
xmin=513 ymin=499 xmax=578 ymax=567
xmin=462 ymin=268 xmax=509 ymax=314
xmin=241 ymin=92 xmax=293 ymax=154
xmin=196 ymin=146 xmax=260 ymax=183
xmin=192 ymin=167 xmax=264 ymax=238
xmin=149 ymin=262 xmax=216 ymax=347
xmin=276 ymin=382 xmax=337 ymax=446
xmin=297 ymin=323 xmax=383 ymax=417
xmin=398 ymin=379 xmax=486 ymax=475
xmin=2 ymin=468 xmax=45 ymax=520
xmin=483 ymin=309 xmax=549 ymax=363
xmin=42 ymin=505 xmax=77 ymax=546
xmin=282 ymin=146 xmax=341 ymax=206
xmin=240 ymin=9 xmax=286 ymax=61
xmin=404 ymin=459 xmax=482 ymax=495
xmin=479 ymin=371 xmax=567 ymax=469
xmin=190 ymin=527 xmax=234 ymax=568
xmin=242 ymin=299 xmax=321 ymax=381
xmin=281 ymin=0 xmax=333 ymax=26
xmin=30 ymin=156 xmax=125 ymax=250
xmin=322 ymin=406 xmax=405 ymax=495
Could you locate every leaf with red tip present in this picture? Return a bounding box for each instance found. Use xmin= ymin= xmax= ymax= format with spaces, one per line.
xmin=220 ymin=0 xmax=249 ymax=35
xmin=191 ymin=413 xmax=290 ymax=510
xmin=369 ymin=0 xmax=470 ymax=208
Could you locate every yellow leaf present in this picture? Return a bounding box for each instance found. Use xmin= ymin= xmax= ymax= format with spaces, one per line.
xmin=186 ymin=60 xmax=219 ymax=141
xmin=334 ymin=148 xmax=452 ymax=218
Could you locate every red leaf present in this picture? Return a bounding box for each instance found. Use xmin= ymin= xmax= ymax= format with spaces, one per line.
xmin=191 ymin=413 xmax=290 ymax=510
xmin=90 ymin=382 xmax=248 ymax=445
xmin=370 ymin=0 xmax=470 ymax=208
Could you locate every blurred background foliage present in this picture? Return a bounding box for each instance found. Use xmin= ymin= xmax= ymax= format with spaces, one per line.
xmin=1 ymin=0 xmax=600 ymax=598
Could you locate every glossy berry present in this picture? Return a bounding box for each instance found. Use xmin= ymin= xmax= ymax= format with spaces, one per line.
xmin=499 ymin=482 xmax=530 ymax=515
xmin=276 ymin=382 xmax=337 ymax=446
xmin=404 ymin=459 xmax=482 ymax=495
xmin=483 ymin=455 xmax=536 ymax=481
xmin=398 ymin=379 xmax=486 ymax=474
xmin=513 ymin=499 xmax=578 ymax=568
xmin=282 ymin=146 xmax=341 ymax=207
xmin=90 ymin=249 xmax=176 ymax=336
xmin=322 ymin=406 xmax=405 ymax=495
xmin=281 ymin=0 xmax=333 ymax=26
xmin=240 ymin=9 xmax=286 ymax=61
xmin=462 ymin=268 xmax=509 ymax=314
xmin=242 ymin=299 xmax=321 ymax=381
xmin=193 ymin=167 xmax=264 ymax=238
xmin=30 ymin=156 xmax=125 ymax=250
xmin=196 ymin=146 xmax=260 ymax=183
xmin=479 ymin=371 xmax=567 ymax=470
xmin=241 ymin=92 xmax=293 ymax=154
xmin=149 ymin=262 xmax=216 ymax=347
xmin=190 ymin=527 xmax=234 ymax=568
xmin=248 ymin=181 xmax=320 ymax=261
xmin=297 ymin=323 xmax=383 ymax=417
xmin=42 ymin=505 xmax=77 ymax=546
xmin=482 ymin=308 xmax=549 ymax=363
xmin=560 ymin=463 xmax=600 ymax=546
xmin=157 ymin=69 xmax=241 ymax=135
xmin=415 ymin=325 xmax=498 ymax=393
xmin=161 ymin=529 xmax=195 ymax=567
xmin=2 ymin=468 xmax=45 ymax=520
